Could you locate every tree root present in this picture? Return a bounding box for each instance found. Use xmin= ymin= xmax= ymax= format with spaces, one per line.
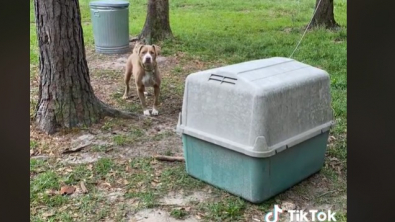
xmin=98 ymin=100 xmax=140 ymax=120
xmin=129 ymin=36 xmax=140 ymax=42
xmin=309 ymin=22 xmax=340 ymax=30
xmin=34 ymin=99 xmax=141 ymax=135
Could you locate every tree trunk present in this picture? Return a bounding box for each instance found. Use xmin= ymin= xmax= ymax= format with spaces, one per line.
xmin=139 ymin=0 xmax=173 ymax=44
xmin=310 ymin=0 xmax=339 ymax=29
xmin=34 ymin=0 xmax=137 ymax=134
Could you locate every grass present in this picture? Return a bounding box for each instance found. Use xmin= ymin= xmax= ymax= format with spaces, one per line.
xmin=152 ymin=130 xmax=174 ymax=141
xmin=91 ymin=144 xmax=109 ymax=152
xmin=203 ymin=197 xmax=247 ymax=221
xmin=160 ymin=163 xmax=206 ymax=191
xmin=112 ymin=129 xmax=146 ymax=145
xmin=170 ymin=208 xmax=189 ymax=219
xmin=112 ymin=134 xmax=129 ymax=146
xmin=30 ymin=140 xmax=38 ymax=149
xmin=94 ymin=158 xmax=115 ymax=177
xmin=30 ymin=0 xmax=346 ymax=221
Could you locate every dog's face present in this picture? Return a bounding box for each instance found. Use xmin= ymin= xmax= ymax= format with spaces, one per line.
xmin=138 ymin=45 xmax=161 ymax=65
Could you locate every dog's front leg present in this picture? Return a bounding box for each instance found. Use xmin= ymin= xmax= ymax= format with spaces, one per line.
xmin=152 ymin=84 xmax=160 ymax=115
xmin=137 ymin=85 xmax=150 ymax=116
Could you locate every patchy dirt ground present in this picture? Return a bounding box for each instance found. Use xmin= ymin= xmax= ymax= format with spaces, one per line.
xmin=30 ymin=45 xmax=346 ymax=221
xmin=31 ymin=42 xmax=206 ymax=159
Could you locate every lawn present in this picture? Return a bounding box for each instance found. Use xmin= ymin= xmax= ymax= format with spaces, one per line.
xmin=30 ymin=0 xmax=347 ymax=221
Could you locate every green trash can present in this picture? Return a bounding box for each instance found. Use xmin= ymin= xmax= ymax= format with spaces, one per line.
xmin=89 ymin=1 xmax=130 ymax=54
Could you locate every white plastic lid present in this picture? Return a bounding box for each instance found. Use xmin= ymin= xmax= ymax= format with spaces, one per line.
xmin=89 ymin=1 xmax=129 ymax=8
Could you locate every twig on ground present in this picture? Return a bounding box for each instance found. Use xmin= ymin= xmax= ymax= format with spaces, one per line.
xmin=62 ymin=143 xmax=91 ymax=154
xmin=318 ymin=190 xmax=337 ymax=198
xmin=80 ymin=181 xmax=89 ymax=194
xmin=154 ymin=155 xmax=185 ymax=162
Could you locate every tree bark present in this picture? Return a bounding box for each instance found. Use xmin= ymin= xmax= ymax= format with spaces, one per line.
xmin=34 ymin=0 xmax=137 ymax=134
xmin=139 ymin=0 xmax=173 ymax=44
xmin=310 ymin=0 xmax=339 ymax=29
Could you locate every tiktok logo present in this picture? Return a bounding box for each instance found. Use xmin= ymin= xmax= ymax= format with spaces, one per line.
xmin=264 ymin=205 xmax=284 ymax=222
xmin=263 ymin=204 xmax=337 ymax=222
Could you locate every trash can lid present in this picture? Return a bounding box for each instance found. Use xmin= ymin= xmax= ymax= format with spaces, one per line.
xmin=89 ymin=0 xmax=129 ymax=8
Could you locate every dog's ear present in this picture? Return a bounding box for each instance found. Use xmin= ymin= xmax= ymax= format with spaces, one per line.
xmin=152 ymin=45 xmax=161 ymax=56
xmin=138 ymin=45 xmax=144 ymax=54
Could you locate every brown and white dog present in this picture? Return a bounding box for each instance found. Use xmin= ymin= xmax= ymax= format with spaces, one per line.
xmin=122 ymin=42 xmax=162 ymax=116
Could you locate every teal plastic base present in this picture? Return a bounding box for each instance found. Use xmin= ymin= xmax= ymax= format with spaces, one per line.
xmin=182 ymin=132 xmax=329 ymax=203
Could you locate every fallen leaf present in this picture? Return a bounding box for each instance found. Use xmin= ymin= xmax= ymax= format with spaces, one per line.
xmin=102 ymin=182 xmax=112 ymax=188
xmin=337 ymin=166 xmax=342 ymax=175
xmin=57 ymin=167 xmax=65 ymax=172
xmin=42 ymin=212 xmax=55 ymax=218
xmin=154 ymin=171 xmax=162 ymax=177
xmin=105 ymin=148 xmax=114 ymax=153
xmin=80 ymin=181 xmax=88 ymax=194
xmin=328 ymin=136 xmax=336 ymax=143
xmin=281 ymin=201 xmax=296 ymax=211
xmin=45 ymin=189 xmax=58 ymax=196
xmin=60 ymin=186 xmax=76 ymax=195
xmin=59 ymin=205 xmax=68 ymax=211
